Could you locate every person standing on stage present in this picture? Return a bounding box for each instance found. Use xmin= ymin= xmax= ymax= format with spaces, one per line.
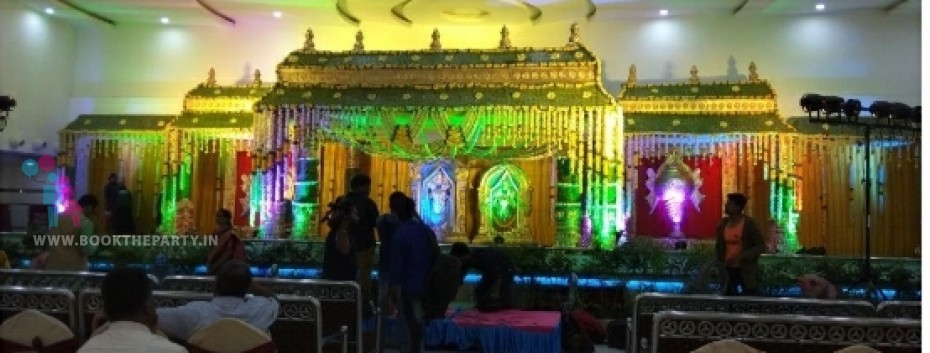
xmin=345 ymin=175 xmax=380 ymax=304
xmin=206 ymin=208 xmax=245 ymax=275
xmin=388 ymin=197 xmax=436 ymax=353
xmin=321 ymin=197 xmax=358 ymax=281
xmin=103 ymin=173 xmax=120 ymax=232
xmin=449 ymin=242 xmax=515 ymax=312
xmin=715 ymin=193 xmax=765 ymax=296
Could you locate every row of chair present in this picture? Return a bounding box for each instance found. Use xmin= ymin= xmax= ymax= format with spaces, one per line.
xmin=0 ymin=269 xmax=365 ymax=353
xmin=627 ymin=293 xmax=922 ymax=353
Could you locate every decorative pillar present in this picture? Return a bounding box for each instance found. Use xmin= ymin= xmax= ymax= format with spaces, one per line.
xmin=555 ymin=156 xmax=582 ymax=247
xmin=292 ymin=143 xmax=319 ymax=239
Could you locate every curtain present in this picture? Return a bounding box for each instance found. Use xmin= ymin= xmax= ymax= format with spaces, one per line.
xmin=85 ymin=139 xmax=163 ymax=234
xmin=512 ymin=156 xmax=556 ymax=246
xmin=796 ymin=139 xmax=920 ymax=257
xmin=189 ymin=145 xmax=220 ymax=235
xmin=318 ymin=142 xmax=351 ymax=237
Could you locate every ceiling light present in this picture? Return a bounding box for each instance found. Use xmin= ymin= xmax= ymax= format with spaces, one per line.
xmin=659 ymin=9 xmax=669 ymax=16
xmin=160 ymin=17 xmax=170 ymax=24
xmin=44 ymin=7 xmax=55 ymax=15
xmin=272 ymin=11 xmax=282 ymax=18
xmin=815 ymin=3 xmax=825 ymax=11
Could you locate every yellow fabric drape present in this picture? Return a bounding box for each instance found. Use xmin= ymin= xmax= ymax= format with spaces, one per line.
xmin=86 ymin=139 xmax=163 ymax=234
xmin=512 ymin=156 xmax=556 ymax=246
xmin=318 ymin=142 xmax=351 ymax=237
xmin=796 ymin=139 xmax=920 ymax=257
xmin=190 ymin=144 xmax=221 ymax=234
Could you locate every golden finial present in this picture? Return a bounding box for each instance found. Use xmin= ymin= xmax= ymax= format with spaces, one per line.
xmin=303 ymin=28 xmax=316 ymax=53
xmin=252 ymin=69 xmax=262 ymax=87
xmin=430 ymin=28 xmax=441 ymax=51
xmin=206 ymin=67 xmax=217 ymax=87
xmin=567 ymin=22 xmax=580 ymax=47
xmin=499 ymin=25 xmax=512 ymax=49
xmin=748 ymin=61 xmax=759 ymax=81
xmin=353 ymin=30 xmax=364 ymax=52
xmin=689 ymin=65 xmax=699 ymax=84
xmin=626 ymin=64 xmax=637 ymax=86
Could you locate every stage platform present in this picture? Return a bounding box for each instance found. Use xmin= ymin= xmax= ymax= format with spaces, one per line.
xmin=425 ymin=309 xmax=561 ymax=353
xmin=366 ymin=309 xmax=562 ymax=353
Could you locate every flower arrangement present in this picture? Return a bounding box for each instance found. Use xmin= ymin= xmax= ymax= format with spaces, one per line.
xmin=174 ymin=199 xmax=195 ymax=235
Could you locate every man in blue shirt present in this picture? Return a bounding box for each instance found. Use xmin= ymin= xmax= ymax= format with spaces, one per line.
xmin=389 ymin=197 xmax=436 ymax=353
xmin=376 ymin=192 xmax=408 ymax=351
xmin=157 ymin=260 xmax=279 ymax=341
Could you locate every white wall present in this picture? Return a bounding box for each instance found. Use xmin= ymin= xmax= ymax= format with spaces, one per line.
xmin=0 ymin=6 xmax=919 ymax=149
xmin=68 ymin=10 xmax=920 ymax=120
xmin=0 ymin=1 xmax=77 ymax=153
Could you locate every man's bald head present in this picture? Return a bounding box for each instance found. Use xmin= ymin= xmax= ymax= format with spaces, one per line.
xmin=215 ymin=260 xmax=252 ymax=297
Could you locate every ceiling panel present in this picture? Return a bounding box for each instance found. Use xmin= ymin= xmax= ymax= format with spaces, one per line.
xmin=18 ymin=0 xmax=921 ymax=27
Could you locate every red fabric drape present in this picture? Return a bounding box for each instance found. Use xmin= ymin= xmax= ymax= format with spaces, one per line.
xmin=635 ymin=156 xmax=722 ymax=238
xmin=234 ymin=151 xmax=252 ymax=226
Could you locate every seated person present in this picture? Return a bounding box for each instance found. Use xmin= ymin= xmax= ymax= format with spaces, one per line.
xmin=798 ymin=274 xmax=838 ymax=299
xmin=80 ymin=268 xmax=187 ymax=353
xmin=449 ymin=242 xmax=515 ymax=312
xmin=157 ymin=260 xmax=279 ymax=342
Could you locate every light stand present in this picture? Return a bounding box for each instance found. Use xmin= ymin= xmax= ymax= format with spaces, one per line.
xmin=801 ymin=94 xmax=920 ymax=303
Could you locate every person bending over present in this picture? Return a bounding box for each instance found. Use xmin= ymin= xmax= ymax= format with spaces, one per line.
xmin=450 ymin=242 xmax=515 ymax=312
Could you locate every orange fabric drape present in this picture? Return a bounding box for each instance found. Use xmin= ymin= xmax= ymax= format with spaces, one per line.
xmin=190 ymin=145 xmax=221 ymax=235
xmin=796 ymin=139 xmax=920 ymax=257
xmin=512 ymin=156 xmax=556 ymax=246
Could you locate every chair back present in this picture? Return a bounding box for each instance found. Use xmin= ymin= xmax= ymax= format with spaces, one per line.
xmin=0 ymin=270 xmax=103 ymax=293
xmin=876 ymin=301 xmax=921 ymax=319
xmin=690 ymin=339 xmax=761 ymax=353
xmin=0 ymin=309 xmax=77 ymax=353
xmin=833 ymin=345 xmax=884 ymax=353
xmin=652 ymin=310 xmax=921 ymax=353
xmin=161 ymin=276 xmax=356 ymax=353
xmin=630 ymin=293 xmax=877 ymax=353
xmin=0 ymin=286 xmax=77 ymax=332
xmin=187 ymin=318 xmax=275 ymax=353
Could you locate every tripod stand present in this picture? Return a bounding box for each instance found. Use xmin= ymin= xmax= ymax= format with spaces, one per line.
xmin=805 ymin=100 xmax=919 ymax=303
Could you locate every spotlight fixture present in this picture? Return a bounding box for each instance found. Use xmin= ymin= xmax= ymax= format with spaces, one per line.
xmin=0 ymin=95 xmax=16 ymax=132
xmin=160 ymin=17 xmax=170 ymax=24
xmin=868 ymin=101 xmax=892 ymax=120
xmin=823 ymin=96 xmax=844 ymax=118
xmin=45 ymin=7 xmax=55 ymax=15
xmin=659 ymin=9 xmax=669 ymax=16
xmin=799 ymin=93 xmax=825 ymax=115
xmin=815 ymin=3 xmax=825 ymax=11
xmin=273 ymin=11 xmax=282 ymax=18
xmin=842 ymin=99 xmax=861 ymax=122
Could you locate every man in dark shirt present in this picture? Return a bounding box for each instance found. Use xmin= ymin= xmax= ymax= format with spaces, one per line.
xmin=103 ymin=173 xmax=119 ymax=232
xmin=450 ymin=242 xmax=515 ymax=312
xmin=375 ymin=192 xmax=408 ymax=351
xmin=321 ymin=197 xmax=358 ymax=281
xmin=389 ymin=197 xmax=436 ymax=353
xmin=346 ymin=175 xmax=379 ymax=301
